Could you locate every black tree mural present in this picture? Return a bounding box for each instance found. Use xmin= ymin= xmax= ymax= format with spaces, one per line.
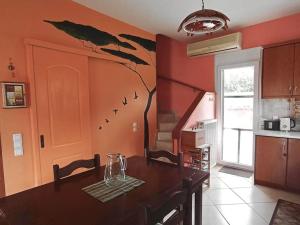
xmin=45 ymin=20 xmax=156 ymax=151
xmin=44 ymin=20 xmax=136 ymax=50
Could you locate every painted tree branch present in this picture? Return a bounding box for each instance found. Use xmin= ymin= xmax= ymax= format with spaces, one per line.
xmin=144 ymin=87 xmax=157 ymax=150
xmin=118 ymin=62 xmax=151 ymax=93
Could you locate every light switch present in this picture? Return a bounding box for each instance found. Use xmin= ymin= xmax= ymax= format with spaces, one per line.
xmin=12 ymin=133 xmax=23 ymax=156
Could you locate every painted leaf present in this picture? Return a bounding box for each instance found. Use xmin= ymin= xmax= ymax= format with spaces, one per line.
xmin=44 ymin=20 xmax=136 ymax=50
xmin=101 ymin=48 xmax=149 ymax=65
xmin=119 ymin=34 xmax=156 ymax=52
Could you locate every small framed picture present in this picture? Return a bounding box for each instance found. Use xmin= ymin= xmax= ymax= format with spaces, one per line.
xmin=1 ymin=82 xmax=27 ymax=108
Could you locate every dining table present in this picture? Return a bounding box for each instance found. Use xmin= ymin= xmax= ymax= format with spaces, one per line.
xmin=0 ymin=156 xmax=209 ymax=225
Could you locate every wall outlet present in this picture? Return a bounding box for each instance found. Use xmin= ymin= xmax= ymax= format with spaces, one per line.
xmin=132 ymin=122 xmax=138 ymax=132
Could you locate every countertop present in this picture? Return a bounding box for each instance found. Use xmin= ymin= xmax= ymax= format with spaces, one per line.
xmin=255 ymin=130 xmax=300 ymax=139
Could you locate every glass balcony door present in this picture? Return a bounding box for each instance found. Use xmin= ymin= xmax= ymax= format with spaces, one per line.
xmin=221 ymin=65 xmax=255 ymax=169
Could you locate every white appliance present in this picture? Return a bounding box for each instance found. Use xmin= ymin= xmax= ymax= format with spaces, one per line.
xmin=280 ymin=118 xmax=296 ymax=131
xmin=187 ymin=32 xmax=242 ymax=57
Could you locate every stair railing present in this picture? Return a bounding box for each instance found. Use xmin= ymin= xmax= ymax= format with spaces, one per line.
xmin=157 ymin=75 xmax=207 ymax=154
xmin=171 ymin=91 xmax=206 ymax=154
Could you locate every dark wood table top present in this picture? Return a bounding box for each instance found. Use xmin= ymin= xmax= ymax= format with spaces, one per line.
xmin=0 ymin=156 xmax=209 ymax=225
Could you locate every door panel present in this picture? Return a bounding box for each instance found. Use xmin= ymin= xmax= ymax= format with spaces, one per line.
xmin=255 ymin=136 xmax=287 ymax=187
xmin=262 ymin=44 xmax=294 ymax=98
xmin=33 ymin=47 xmax=91 ymax=184
xmin=287 ymin=139 xmax=300 ymax=191
xmin=293 ymin=43 xmax=300 ymax=96
xmin=48 ymin=67 xmax=81 ymax=145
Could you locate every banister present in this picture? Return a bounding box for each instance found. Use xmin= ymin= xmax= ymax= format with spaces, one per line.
xmin=158 ymin=75 xmax=205 ymax=92
xmin=172 ymin=91 xmax=206 ymax=140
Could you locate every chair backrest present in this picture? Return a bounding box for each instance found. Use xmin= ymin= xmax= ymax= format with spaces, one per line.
xmin=145 ymin=178 xmax=192 ymax=225
xmin=146 ymin=149 xmax=183 ymax=167
xmin=53 ymin=154 xmax=100 ymax=181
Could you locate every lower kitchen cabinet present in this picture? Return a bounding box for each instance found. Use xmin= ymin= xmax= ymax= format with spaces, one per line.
xmin=287 ymin=139 xmax=300 ymax=191
xmin=255 ymin=135 xmax=300 ymax=192
xmin=255 ymin=136 xmax=287 ymax=188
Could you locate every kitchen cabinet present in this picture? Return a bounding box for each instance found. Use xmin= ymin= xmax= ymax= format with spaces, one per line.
xmin=293 ymin=43 xmax=300 ymax=96
xmin=287 ymin=139 xmax=300 ymax=191
xmin=255 ymin=136 xmax=287 ymax=188
xmin=262 ymin=44 xmax=295 ymax=98
xmin=181 ymin=129 xmax=205 ymax=148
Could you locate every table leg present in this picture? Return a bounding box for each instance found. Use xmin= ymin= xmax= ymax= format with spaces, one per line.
xmin=195 ymin=185 xmax=203 ymax=225
xmin=184 ymin=190 xmax=193 ymax=225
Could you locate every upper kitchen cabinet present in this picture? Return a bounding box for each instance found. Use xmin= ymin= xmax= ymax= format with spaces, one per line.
xmin=262 ymin=44 xmax=295 ymax=98
xmin=293 ymin=43 xmax=300 ymax=96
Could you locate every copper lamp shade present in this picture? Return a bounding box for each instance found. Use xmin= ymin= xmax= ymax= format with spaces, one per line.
xmin=178 ymin=0 xmax=230 ymax=36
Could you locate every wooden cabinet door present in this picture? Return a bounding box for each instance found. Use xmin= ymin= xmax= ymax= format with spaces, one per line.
xmin=287 ymin=139 xmax=300 ymax=191
xmin=255 ymin=136 xmax=287 ymax=187
xmin=293 ymin=43 xmax=300 ymax=96
xmin=262 ymin=44 xmax=295 ymax=98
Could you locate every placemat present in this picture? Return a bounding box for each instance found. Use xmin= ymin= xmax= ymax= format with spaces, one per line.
xmin=82 ymin=176 xmax=145 ymax=203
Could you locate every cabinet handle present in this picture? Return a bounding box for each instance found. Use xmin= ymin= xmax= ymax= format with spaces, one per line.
xmin=282 ymin=141 xmax=287 ymax=157
xmin=289 ymin=85 xmax=293 ymax=95
xmin=295 ymin=86 xmax=298 ymax=94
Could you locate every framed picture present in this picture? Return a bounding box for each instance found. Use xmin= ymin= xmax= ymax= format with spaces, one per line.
xmin=1 ymin=82 xmax=27 ymax=108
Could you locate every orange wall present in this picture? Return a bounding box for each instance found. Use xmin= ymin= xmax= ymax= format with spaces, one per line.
xmin=89 ymin=58 xmax=156 ymax=163
xmin=157 ymin=12 xmax=300 ymax=117
xmin=0 ymin=0 xmax=156 ymax=195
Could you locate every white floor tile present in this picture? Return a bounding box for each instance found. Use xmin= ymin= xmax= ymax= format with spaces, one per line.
xmin=219 ymin=176 xmax=253 ymax=188
xmin=202 ymin=191 xmax=214 ymax=206
xmin=216 ymin=204 xmax=268 ymax=225
xmin=201 ymin=166 xmax=300 ymax=224
xmin=209 ymin=178 xmax=229 ymax=189
xmin=202 ymin=205 xmax=229 ymax=225
xmin=207 ymin=189 xmax=245 ymax=205
xmin=256 ymin=185 xmax=300 ymax=204
xmin=232 ymin=187 xmax=276 ymax=203
xmin=248 ymin=202 xmax=277 ymax=223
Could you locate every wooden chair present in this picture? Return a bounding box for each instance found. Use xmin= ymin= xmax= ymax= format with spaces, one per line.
xmin=145 ymin=178 xmax=192 ymax=225
xmin=53 ymin=154 xmax=100 ymax=181
xmin=146 ymin=149 xmax=183 ymax=167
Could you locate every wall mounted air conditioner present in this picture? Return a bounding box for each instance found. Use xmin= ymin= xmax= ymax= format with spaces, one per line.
xmin=187 ymin=32 xmax=242 ymax=57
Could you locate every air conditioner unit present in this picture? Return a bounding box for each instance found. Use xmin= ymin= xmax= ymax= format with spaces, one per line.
xmin=187 ymin=32 xmax=242 ymax=57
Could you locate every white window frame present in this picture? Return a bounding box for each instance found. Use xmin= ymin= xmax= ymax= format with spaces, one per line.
xmin=215 ymin=48 xmax=262 ymax=171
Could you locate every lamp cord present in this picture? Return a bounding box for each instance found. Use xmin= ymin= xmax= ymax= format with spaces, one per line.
xmin=202 ymin=0 xmax=205 ymax=9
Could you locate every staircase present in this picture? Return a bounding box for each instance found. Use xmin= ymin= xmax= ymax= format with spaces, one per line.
xmin=155 ymin=112 xmax=179 ymax=152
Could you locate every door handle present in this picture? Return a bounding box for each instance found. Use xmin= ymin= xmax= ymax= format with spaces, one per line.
xmin=40 ymin=135 xmax=45 ymax=149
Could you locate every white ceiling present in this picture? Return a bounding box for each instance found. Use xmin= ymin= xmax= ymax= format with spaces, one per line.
xmin=73 ymin=0 xmax=300 ymax=41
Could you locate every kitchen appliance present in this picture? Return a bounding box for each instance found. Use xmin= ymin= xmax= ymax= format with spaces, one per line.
xmin=280 ymin=118 xmax=296 ymax=131
xmin=264 ymin=119 xmax=280 ymax=131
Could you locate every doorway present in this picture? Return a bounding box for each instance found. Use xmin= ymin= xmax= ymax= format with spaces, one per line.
xmin=219 ymin=63 xmax=259 ymax=170
xmin=33 ymin=46 xmax=92 ymax=184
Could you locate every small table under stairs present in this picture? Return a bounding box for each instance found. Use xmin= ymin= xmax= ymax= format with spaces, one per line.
xmin=189 ymin=144 xmax=211 ymax=186
xmin=182 ymin=128 xmax=211 ymax=186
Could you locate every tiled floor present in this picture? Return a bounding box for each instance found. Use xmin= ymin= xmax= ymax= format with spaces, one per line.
xmin=198 ymin=166 xmax=300 ymax=225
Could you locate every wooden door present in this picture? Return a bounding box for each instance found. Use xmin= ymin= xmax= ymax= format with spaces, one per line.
xmin=262 ymin=44 xmax=294 ymax=98
xmin=287 ymin=139 xmax=300 ymax=191
xmin=255 ymin=136 xmax=287 ymax=187
xmin=33 ymin=47 xmax=91 ymax=184
xmin=293 ymin=43 xmax=300 ymax=96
